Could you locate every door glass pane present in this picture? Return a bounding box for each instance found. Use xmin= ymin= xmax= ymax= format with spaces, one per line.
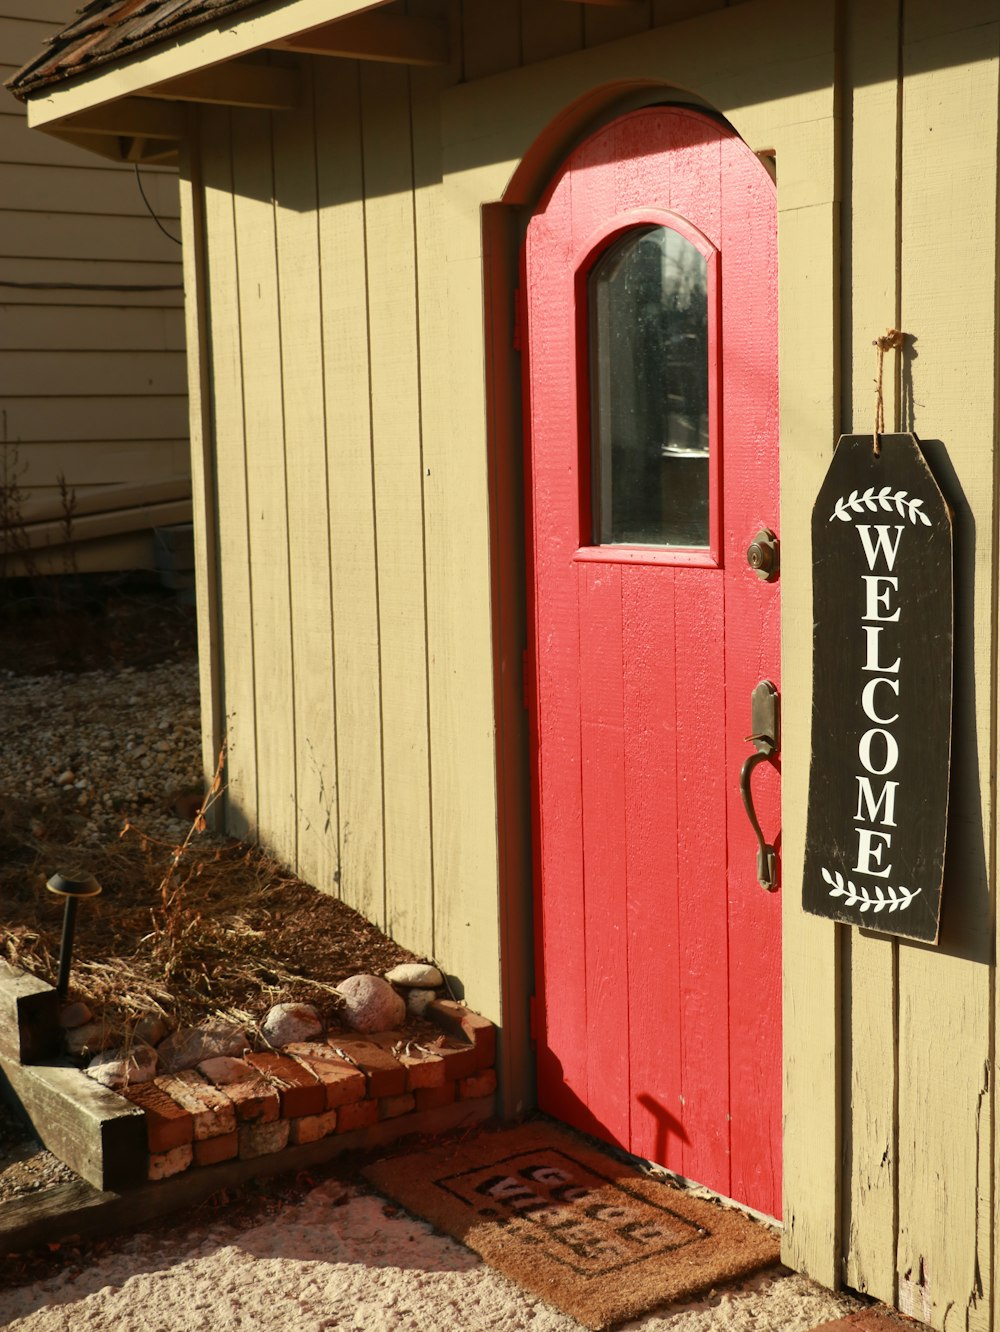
xmin=590 ymin=225 xmax=710 ymax=547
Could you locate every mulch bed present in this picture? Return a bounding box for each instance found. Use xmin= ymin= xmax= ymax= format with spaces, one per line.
xmin=0 ymin=831 xmax=419 ymax=1039
xmin=0 ymin=583 xmax=430 ymax=1203
xmin=0 ymin=579 xmax=421 ymax=1037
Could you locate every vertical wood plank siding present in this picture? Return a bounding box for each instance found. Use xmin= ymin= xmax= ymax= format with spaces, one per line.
xmin=839 ymin=2 xmax=999 ymax=1324
xmin=1 ymin=8 xmax=186 ymax=539
xmin=896 ymin=8 xmax=997 ymax=1328
xmin=230 ymin=109 xmax=298 ymax=860
xmin=315 ymin=67 xmax=385 ymax=927
xmin=359 ymin=62 xmax=435 ymax=956
xmin=272 ymin=68 xmax=341 ymax=896
xmin=841 ymin=0 xmax=901 ymax=1304
xmin=179 ymin=4 xmax=1000 ymax=1323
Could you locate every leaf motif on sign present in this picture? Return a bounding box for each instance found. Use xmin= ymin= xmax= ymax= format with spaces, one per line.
xmin=830 ymin=487 xmax=932 ymax=527
xmin=822 ymin=866 xmax=921 ymax=913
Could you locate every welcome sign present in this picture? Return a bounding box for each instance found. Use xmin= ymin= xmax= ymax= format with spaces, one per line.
xmin=803 ymin=433 xmax=952 ymax=943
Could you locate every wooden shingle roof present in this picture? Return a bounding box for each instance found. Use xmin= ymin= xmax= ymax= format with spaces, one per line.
xmin=7 ymin=0 xmax=268 ymax=98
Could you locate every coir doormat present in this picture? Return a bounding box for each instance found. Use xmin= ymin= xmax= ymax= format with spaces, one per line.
xmin=363 ymin=1120 xmax=780 ymax=1330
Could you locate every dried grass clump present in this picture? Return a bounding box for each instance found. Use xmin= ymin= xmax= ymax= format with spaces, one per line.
xmin=0 ymin=778 xmax=417 ymax=1041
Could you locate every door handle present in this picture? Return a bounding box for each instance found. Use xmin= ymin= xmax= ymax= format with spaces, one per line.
xmin=740 ymin=679 xmax=780 ymax=892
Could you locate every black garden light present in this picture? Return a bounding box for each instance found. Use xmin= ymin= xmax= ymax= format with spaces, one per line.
xmin=46 ymin=872 xmax=102 ymax=1001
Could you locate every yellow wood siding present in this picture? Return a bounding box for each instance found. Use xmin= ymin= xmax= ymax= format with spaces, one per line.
xmin=359 ymin=61 xmax=435 ymax=956
xmin=896 ymin=9 xmax=997 ymax=1327
xmin=273 ymin=67 xmax=341 ymax=897
xmin=171 ymin=4 xmax=1000 ymax=1322
xmin=198 ymin=108 xmax=258 ymax=838
xmin=314 ymin=66 xmax=385 ymax=928
xmin=1 ymin=6 xmax=186 ymax=556
xmin=841 ymin=0 xmax=900 ymax=1303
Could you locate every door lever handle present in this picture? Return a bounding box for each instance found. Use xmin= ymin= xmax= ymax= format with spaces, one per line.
xmin=740 ymin=680 xmax=780 ymax=892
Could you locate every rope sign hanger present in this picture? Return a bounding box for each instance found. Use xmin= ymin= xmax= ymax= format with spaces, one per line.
xmin=872 ymin=327 xmax=905 ymax=455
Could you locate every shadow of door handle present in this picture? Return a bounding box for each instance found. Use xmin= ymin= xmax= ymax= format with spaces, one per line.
xmin=740 ymin=680 xmax=779 ymax=892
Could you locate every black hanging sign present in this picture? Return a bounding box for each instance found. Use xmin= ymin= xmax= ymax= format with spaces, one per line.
xmin=803 ymin=433 xmax=952 ymax=943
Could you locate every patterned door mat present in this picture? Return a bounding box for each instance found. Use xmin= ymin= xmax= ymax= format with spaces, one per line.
xmin=363 ymin=1120 xmax=780 ymax=1330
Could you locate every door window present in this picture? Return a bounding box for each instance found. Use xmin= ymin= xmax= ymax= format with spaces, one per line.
xmin=589 ymin=224 xmax=714 ymax=549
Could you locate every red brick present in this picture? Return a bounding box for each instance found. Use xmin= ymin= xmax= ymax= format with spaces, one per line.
xmin=425 ymin=1001 xmax=496 ymax=1070
xmin=156 ymin=1071 xmax=236 ymax=1140
xmin=379 ymin=1093 xmax=416 ymax=1120
xmin=369 ymin=1034 xmax=445 ymax=1089
xmin=122 ymin=1080 xmax=194 ymax=1153
xmin=244 ymin=1052 xmax=325 ymax=1117
xmin=432 ymin=1038 xmax=479 ymax=1082
xmin=284 ymin=1042 xmax=366 ymax=1109
xmin=197 ymin=1058 xmax=279 ymax=1123
xmin=458 ymin=1069 xmax=497 ymax=1100
xmin=238 ymin=1118 xmax=290 ymax=1159
xmin=289 ymin=1109 xmax=338 ymax=1145
xmin=326 ymin=1036 xmax=406 ymax=1097
xmin=414 ymin=1081 xmax=456 ymax=1112
xmin=148 ymin=1145 xmax=193 ymax=1181
xmin=336 ymin=1099 xmax=380 ymax=1134
xmin=193 ymin=1131 xmax=239 ymax=1166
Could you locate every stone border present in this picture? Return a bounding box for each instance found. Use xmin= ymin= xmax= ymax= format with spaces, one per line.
xmin=0 ymin=960 xmax=498 ymax=1195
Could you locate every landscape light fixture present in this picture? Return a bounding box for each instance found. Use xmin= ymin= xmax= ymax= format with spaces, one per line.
xmin=46 ymin=872 xmax=102 ymax=1001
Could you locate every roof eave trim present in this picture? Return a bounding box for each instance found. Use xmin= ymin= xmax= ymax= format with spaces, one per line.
xmin=24 ymin=0 xmax=392 ymax=131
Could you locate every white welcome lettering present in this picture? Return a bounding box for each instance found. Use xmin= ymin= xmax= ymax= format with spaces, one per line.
xmin=855 ymin=776 xmax=898 ymax=827
xmin=857 ymin=524 xmax=904 ymax=571
xmin=861 ymin=677 xmax=900 ymax=725
xmin=852 ymin=523 xmax=905 ymax=885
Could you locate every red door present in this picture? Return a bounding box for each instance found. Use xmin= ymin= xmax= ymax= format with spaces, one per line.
xmin=523 ymin=107 xmax=781 ymax=1219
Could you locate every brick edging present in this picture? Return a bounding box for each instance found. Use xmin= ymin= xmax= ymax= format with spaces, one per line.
xmin=0 ymin=961 xmax=498 ymax=1194
xmin=122 ymin=1001 xmax=497 ymax=1184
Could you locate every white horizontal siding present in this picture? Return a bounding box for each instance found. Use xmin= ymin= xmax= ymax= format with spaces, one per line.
xmin=0 ymin=7 xmax=188 ymax=562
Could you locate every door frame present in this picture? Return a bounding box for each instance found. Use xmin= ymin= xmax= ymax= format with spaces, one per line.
xmin=439 ymin=0 xmax=839 ymax=1280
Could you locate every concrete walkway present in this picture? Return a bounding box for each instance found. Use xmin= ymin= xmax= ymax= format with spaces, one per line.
xmin=1 ymin=1176 xmax=863 ymax=1331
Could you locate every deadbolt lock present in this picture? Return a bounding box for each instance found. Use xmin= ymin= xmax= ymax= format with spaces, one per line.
xmin=747 ymin=528 xmax=779 ymax=582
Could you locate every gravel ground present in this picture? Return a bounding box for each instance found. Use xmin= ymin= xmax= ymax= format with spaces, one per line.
xmin=0 ymin=1102 xmax=76 ymax=1205
xmin=0 ymin=659 xmax=202 ymax=849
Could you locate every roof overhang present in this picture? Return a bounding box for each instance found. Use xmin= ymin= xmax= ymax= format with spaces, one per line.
xmin=20 ymin=0 xmax=451 ymax=165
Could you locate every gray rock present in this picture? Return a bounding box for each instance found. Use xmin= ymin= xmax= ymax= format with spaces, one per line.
xmin=86 ymin=1042 xmax=158 ymax=1089
xmin=261 ymin=1001 xmax=323 ymax=1048
xmin=385 ymin=963 xmax=443 ymax=989
xmin=157 ymin=1019 xmax=247 ymax=1073
xmin=197 ymin=1055 xmax=255 ymax=1085
xmin=336 ymin=974 xmax=405 ymax=1034
xmin=65 ymin=1019 xmax=118 ymax=1056
xmin=406 ymin=989 xmax=436 ymax=1017
xmin=133 ymin=1014 xmax=171 ymax=1047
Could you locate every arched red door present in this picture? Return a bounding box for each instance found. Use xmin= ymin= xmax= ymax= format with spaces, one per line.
xmin=523 ymin=106 xmax=781 ymax=1219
